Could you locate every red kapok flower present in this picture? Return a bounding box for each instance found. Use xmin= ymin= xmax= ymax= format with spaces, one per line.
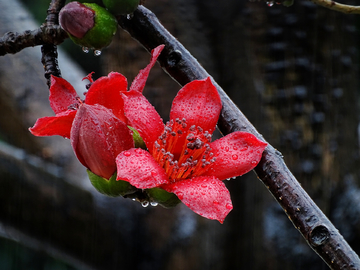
xmin=116 ymin=77 xmax=267 ymax=222
xmin=29 ymin=45 xmax=165 ymax=178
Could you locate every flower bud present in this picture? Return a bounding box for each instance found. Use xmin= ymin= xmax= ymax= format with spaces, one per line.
xmin=71 ymin=104 xmax=134 ymax=179
xmin=59 ymin=2 xmax=118 ymax=50
xmin=102 ymin=0 xmax=140 ymax=15
xmin=59 ymin=2 xmax=95 ymax=39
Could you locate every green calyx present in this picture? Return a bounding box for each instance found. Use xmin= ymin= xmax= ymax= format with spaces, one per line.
xmin=146 ymin=187 xmax=181 ymax=208
xmin=87 ymin=170 xmax=137 ymax=197
xmin=128 ymin=126 xmax=146 ymax=149
xmin=69 ymin=3 xmax=118 ymax=50
xmin=102 ymin=0 xmax=140 ymax=15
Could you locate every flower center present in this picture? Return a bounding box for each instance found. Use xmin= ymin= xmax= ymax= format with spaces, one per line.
xmin=152 ymin=118 xmax=216 ymax=182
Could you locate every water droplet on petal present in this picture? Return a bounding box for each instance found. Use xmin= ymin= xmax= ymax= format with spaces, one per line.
xmin=94 ymin=50 xmax=102 ymax=56
xmin=201 ymin=184 xmax=207 ymax=188
xmin=232 ymin=154 xmax=238 ymax=160
xmin=82 ymin=47 xmax=89 ymax=53
xmin=226 ymin=203 xmax=233 ymax=210
xmin=150 ymin=202 xmax=158 ymax=207
xmin=141 ymin=201 xmax=149 ymax=207
xmin=251 ymin=160 xmax=258 ymax=165
xmin=177 ymin=192 xmax=184 ymax=200
xmin=213 ymin=200 xmax=219 ymax=205
xmin=225 ymin=146 xmax=230 ymax=152
xmin=123 ymin=151 xmax=131 ymax=157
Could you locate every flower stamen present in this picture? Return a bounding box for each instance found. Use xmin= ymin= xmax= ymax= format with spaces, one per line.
xmin=153 ymin=119 xmax=215 ymax=182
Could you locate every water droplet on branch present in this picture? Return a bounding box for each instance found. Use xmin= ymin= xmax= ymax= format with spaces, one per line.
xmin=82 ymin=47 xmax=89 ymax=53
xmin=94 ymin=50 xmax=102 ymax=56
xmin=141 ymin=201 xmax=149 ymax=207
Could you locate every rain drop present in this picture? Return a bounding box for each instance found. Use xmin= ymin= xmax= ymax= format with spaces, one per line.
xmin=150 ymin=202 xmax=158 ymax=207
xmin=126 ymin=13 xmax=133 ymax=20
xmin=225 ymin=146 xmax=230 ymax=152
xmin=201 ymin=184 xmax=207 ymax=188
xmin=94 ymin=50 xmax=102 ymax=56
xmin=226 ymin=203 xmax=233 ymax=210
xmin=82 ymin=47 xmax=89 ymax=53
xmin=213 ymin=200 xmax=219 ymax=205
xmin=123 ymin=151 xmax=131 ymax=157
xmin=177 ymin=192 xmax=184 ymax=200
xmin=141 ymin=201 xmax=149 ymax=207
xmin=266 ymin=1 xmax=274 ymax=6
xmin=232 ymin=154 xmax=238 ymax=160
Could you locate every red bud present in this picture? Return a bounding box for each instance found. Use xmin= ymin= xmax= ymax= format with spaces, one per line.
xmin=59 ymin=2 xmax=95 ymax=39
xmin=71 ymin=104 xmax=134 ymax=179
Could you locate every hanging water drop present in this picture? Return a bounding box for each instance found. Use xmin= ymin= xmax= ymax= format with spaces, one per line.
xmin=150 ymin=202 xmax=158 ymax=207
xmin=266 ymin=1 xmax=274 ymax=6
xmin=82 ymin=47 xmax=89 ymax=53
xmin=94 ymin=50 xmax=102 ymax=56
xmin=141 ymin=201 xmax=149 ymax=207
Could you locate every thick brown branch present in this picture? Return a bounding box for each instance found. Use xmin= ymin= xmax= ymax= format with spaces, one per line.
xmin=118 ymin=6 xmax=360 ymax=269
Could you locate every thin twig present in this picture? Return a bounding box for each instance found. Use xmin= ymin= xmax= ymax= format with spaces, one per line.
xmin=118 ymin=6 xmax=360 ymax=269
xmin=0 ymin=25 xmax=67 ymax=56
xmin=41 ymin=0 xmax=66 ymax=87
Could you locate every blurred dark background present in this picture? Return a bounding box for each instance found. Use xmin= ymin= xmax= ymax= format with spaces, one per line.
xmin=0 ymin=0 xmax=359 ymax=269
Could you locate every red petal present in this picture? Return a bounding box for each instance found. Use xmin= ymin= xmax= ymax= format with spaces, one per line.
xmin=85 ymin=72 xmax=128 ymax=123
xmin=71 ymin=104 xmax=134 ymax=179
xmin=122 ymin=91 xmax=164 ymax=153
xmin=170 ymin=77 xmax=221 ymax=133
xmin=162 ymin=176 xmax=233 ymax=223
xmin=29 ymin=110 xmax=77 ymax=139
xmin=204 ymin=132 xmax=267 ymax=180
xmin=129 ymin=45 xmax=165 ymax=93
xmin=49 ymin=76 xmax=79 ymax=114
xmin=116 ymin=148 xmax=169 ymax=189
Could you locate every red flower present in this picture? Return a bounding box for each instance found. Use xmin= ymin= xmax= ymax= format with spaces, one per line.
xmin=116 ymin=77 xmax=267 ymax=222
xmin=30 ymin=45 xmax=165 ymax=178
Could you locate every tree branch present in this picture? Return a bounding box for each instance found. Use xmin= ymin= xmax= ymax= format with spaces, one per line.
xmin=0 ymin=25 xmax=67 ymax=56
xmin=118 ymin=6 xmax=360 ymax=269
xmin=307 ymin=0 xmax=360 ymax=14
xmin=41 ymin=0 xmax=67 ymax=87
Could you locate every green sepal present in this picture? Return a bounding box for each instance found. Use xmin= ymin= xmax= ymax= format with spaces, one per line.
xmin=102 ymin=0 xmax=140 ymax=15
xmin=128 ymin=126 xmax=147 ymax=149
xmin=146 ymin=187 xmax=181 ymax=208
xmin=87 ymin=170 xmax=137 ymax=197
xmin=69 ymin=3 xmax=118 ymax=50
xmin=78 ymin=0 xmax=104 ymax=5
